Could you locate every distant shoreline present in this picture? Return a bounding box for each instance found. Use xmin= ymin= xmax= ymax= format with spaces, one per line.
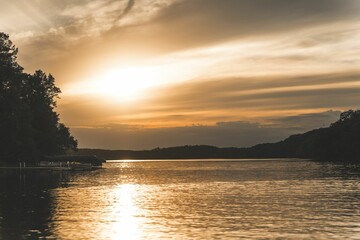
xmin=106 ymin=158 xmax=309 ymax=162
xmin=78 ymin=110 xmax=360 ymax=164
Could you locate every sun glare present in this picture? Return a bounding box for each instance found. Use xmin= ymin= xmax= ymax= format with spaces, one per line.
xmin=105 ymin=184 xmax=142 ymax=240
xmin=90 ymin=66 xmax=167 ymax=102
xmin=65 ymin=60 xmax=200 ymax=103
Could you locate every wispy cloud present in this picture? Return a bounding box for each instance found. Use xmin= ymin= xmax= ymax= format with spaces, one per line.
xmin=114 ymin=0 xmax=136 ymax=21
xmin=58 ymin=70 xmax=360 ymax=130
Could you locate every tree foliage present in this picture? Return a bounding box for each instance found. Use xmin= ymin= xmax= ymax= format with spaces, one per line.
xmin=240 ymin=109 xmax=360 ymax=162
xmin=0 ymin=33 xmax=77 ymax=162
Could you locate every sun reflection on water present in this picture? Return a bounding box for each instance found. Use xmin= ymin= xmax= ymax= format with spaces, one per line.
xmin=50 ymin=182 xmax=145 ymax=240
xmin=105 ymin=184 xmax=142 ymax=240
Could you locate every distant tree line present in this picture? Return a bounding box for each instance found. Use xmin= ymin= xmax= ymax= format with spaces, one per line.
xmin=245 ymin=109 xmax=360 ymax=161
xmin=79 ymin=110 xmax=360 ymax=162
xmin=0 ymin=33 xmax=77 ymax=163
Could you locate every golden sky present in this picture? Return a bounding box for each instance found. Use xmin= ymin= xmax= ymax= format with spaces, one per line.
xmin=1 ymin=0 xmax=360 ymax=149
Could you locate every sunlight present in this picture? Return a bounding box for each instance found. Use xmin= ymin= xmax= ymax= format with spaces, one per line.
xmin=63 ymin=59 xmax=203 ymax=104
xmin=90 ymin=66 xmax=167 ymax=102
xmin=106 ymin=184 xmax=142 ymax=240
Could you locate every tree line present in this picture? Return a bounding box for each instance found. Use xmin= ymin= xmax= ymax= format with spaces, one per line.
xmin=79 ymin=110 xmax=360 ymax=162
xmin=244 ymin=109 xmax=360 ymax=161
xmin=0 ymin=33 xmax=77 ymax=163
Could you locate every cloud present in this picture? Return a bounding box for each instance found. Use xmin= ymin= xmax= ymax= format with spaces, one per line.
xmin=57 ymin=71 xmax=360 ymax=131
xmin=15 ymin=0 xmax=360 ymax=65
xmin=8 ymin=0 xmax=360 ymax=84
xmin=115 ymin=0 xmax=135 ymax=21
xmin=70 ymin=110 xmax=341 ymax=149
xmin=143 ymin=71 xmax=360 ymax=115
xmin=266 ymin=111 xmax=341 ymax=130
xmin=128 ymin=0 xmax=360 ymax=51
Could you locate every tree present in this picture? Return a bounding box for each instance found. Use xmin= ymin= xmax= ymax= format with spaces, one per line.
xmin=0 ymin=32 xmax=77 ymax=163
xmin=0 ymin=33 xmax=35 ymax=162
xmin=26 ymin=70 xmax=78 ymax=156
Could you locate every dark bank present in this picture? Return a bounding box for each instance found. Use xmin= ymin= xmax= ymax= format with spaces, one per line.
xmin=79 ymin=109 xmax=360 ymax=163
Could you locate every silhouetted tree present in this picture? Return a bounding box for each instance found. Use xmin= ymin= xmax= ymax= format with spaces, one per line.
xmin=26 ymin=70 xmax=77 ymax=155
xmin=243 ymin=109 xmax=360 ymax=161
xmin=0 ymin=33 xmax=77 ymax=163
xmin=0 ymin=33 xmax=35 ymax=161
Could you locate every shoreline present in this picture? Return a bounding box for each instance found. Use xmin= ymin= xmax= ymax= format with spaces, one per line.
xmin=0 ymin=166 xmax=102 ymax=171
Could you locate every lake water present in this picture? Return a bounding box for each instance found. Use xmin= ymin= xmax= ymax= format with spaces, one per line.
xmin=1 ymin=159 xmax=360 ymax=239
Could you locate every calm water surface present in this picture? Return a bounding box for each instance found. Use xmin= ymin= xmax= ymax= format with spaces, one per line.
xmin=1 ymin=159 xmax=360 ymax=239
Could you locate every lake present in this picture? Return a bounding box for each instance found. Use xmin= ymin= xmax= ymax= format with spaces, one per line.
xmin=1 ymin=159 xmax=360 ymax=239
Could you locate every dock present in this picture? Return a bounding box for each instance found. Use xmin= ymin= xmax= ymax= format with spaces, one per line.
xmin=0 ymin=155 xmax=105 ymax=171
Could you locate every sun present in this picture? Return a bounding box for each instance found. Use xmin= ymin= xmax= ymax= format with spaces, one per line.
xmin=87 ymin=65 xmax=167 ymax=102
xmin=97 ymin=68 xmax=151 ymax=101
xmin=65 ymin=64 xmax=185 ymax=103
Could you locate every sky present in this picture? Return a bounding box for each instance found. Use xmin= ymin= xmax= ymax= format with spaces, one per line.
xmin=1 ymin=0 xmax=360 ymax=149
